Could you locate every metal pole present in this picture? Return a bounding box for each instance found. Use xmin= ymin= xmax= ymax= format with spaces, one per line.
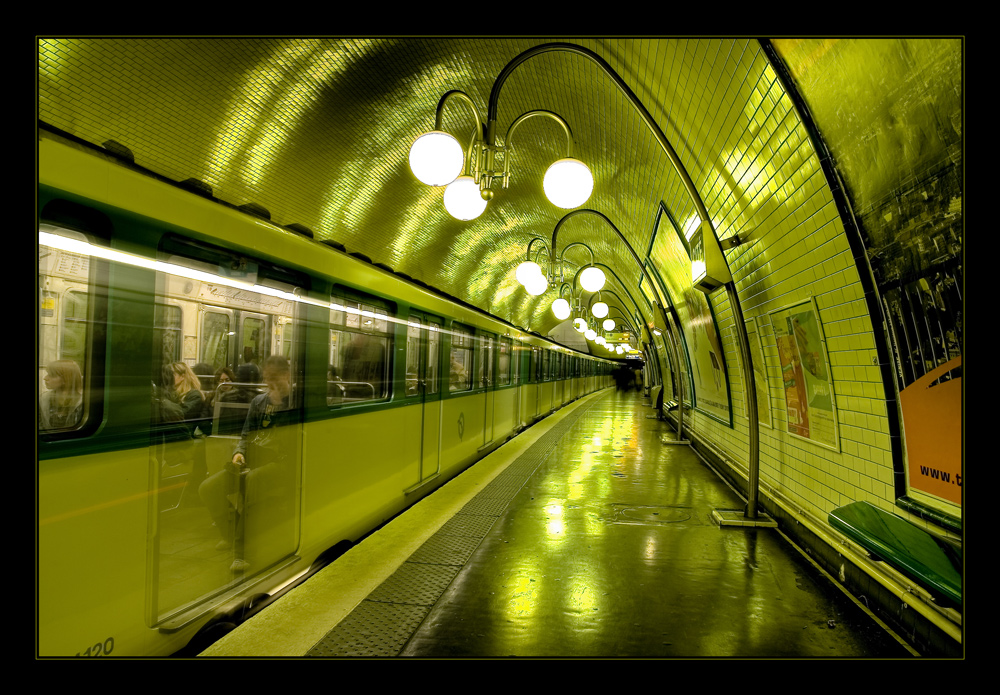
xmin=727 ymin=281 xmax=759 ymax=519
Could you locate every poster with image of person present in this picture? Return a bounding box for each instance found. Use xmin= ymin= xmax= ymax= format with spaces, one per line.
xmin=769 ymin=298 xmax=838 ymax=450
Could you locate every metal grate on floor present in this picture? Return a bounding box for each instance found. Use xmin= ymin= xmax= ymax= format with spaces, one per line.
xmin=306 ymin=400 xmax=598 ymax=657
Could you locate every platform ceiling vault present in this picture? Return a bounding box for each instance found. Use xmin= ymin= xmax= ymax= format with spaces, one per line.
xmin=37 ymin=37 xmax=958 ymax=352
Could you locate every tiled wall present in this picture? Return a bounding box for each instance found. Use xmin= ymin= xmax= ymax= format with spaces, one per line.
xmin=650 ymin=40 xmax=910 ymax=535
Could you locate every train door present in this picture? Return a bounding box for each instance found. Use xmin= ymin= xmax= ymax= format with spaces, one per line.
xmin=148 ymin=238 xmax=303 ymax=629
xmin=408 ymin=315 xmax=443 ymax=482
xmin=480 ymin=331 xmax=496 ymax=447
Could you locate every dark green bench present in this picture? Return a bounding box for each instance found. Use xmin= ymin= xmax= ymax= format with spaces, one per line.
xmin=828 ymin=501 xmax=961 ymax=607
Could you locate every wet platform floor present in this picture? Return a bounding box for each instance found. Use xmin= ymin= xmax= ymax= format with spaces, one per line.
xmin=204 ymin=389 xmax=915 ymax=658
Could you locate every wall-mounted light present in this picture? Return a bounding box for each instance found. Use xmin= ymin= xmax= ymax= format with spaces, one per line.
xmin=579 ymin=266 xmax=606 ymax=293
xmin=524 ymin=273 xmax=549 ymax=296
xmin=443 ymin=176 xmax=489 ymax=220
xmin=515 ymin=238 xmax=609 ymax=305
xmin=552 ymin=297 xmax=571 ymax=320
xmin=408 ymin=131 xmax=465 ymax=186
xmin=543 ymin=158 xmax=594 ymax=209
xmin=409 ymin=88 xmax=593 ymax=220
xmin=514 ymin=238 xmax=607 ymax=303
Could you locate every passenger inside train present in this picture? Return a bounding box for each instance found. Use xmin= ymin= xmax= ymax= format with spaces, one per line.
xmin=199 ymin=355 xmax=297 ymax=573
xmin=38 ymin=359 xmax=83 ymax=430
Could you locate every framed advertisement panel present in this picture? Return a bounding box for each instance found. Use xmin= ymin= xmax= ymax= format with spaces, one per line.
xmin=768 ymin=298 xmax=838 ymax=450
xmin=647 ymin=203 xmax=731 ymax=425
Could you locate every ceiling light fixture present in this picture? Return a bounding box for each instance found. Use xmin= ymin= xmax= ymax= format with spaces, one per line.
xmin=409 ymin=85 xmax=593 ymax=220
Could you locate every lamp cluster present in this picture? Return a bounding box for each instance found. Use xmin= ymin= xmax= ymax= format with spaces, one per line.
xmin=408 ymin=92 xmax=594 ymax=221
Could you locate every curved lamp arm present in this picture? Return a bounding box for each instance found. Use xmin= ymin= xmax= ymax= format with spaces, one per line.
xmin=556 ymin=241 xmax=596 ymax=284
xmin=525 ymin=236 xmax=553 ymax=280
xmin=435 ymin=90 xmax=484 ymax=138
xmin=500 ymin=110 xmax=574 ymax=189
xmin=435 ymin=90 xmax=486 ymax=183
xmin=487 ymin=43 xmax=709 ymax=227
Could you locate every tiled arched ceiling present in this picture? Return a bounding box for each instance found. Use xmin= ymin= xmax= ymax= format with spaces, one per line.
xmin=37 ymin=37 xmax=960 ymax=354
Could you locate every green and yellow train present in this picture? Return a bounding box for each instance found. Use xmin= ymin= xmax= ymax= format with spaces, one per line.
xmin=37 ymin=128 xmax=617 ymax=657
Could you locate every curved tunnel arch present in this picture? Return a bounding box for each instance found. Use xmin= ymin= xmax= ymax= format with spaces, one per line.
xmin=36 ymin=36 xmax=963 ymax=537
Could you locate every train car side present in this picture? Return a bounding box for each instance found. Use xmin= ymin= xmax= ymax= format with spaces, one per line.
xmin=37 ymin=131 xmax=614 ymax=656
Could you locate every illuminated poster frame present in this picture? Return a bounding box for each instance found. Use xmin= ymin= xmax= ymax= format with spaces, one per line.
xmin=646 ymin=202 xmax=731 ymax=426
xmin=768 ymin=298 xmax=839 ymax=451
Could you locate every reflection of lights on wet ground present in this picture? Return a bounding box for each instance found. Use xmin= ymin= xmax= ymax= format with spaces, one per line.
xmin=566 ymin=576 xmax=599 ymax=614
xmin=507 ymin=575 xmax=539 ymax=618
xmin=545 ymin=503 xmax=564 ymax=538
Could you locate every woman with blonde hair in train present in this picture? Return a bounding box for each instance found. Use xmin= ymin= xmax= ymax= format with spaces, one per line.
xmin=169 ymin=361 xmax=205 ymax=421
xmin=39 ymin=359 xmax=84 ymax=430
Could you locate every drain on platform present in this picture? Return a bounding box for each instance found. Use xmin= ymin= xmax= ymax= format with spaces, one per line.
xmin=610 ymin=504 xmax=694 ymax=525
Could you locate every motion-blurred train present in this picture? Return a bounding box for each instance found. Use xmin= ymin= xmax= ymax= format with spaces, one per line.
xmin=37 ymin=127 xmax=616 ymax=657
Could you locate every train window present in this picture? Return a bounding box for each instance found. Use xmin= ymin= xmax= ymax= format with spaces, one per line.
xmin=514 ymin=343 xmax=522 ymax=384
xmin=155 ymin=303 xmax=183 ymax=365
xmin=498 ymin=337 xmax=511 ymax=386
xmin=200 ymin=310 xmax=232 ymax=371
xmin=242 ymin=316 xmax=267 ymax=366
xmin=406 ymin=318 xmax=422 ymax=397
xmin=38 ymin=225 xmax=106 ymax=434
xmin=427 ymin=324 xmax=440 ymax=395
xmin=450 ymin=324 xmax=473 ymax=392
xmin=61 ymin=290 xmax=89 ymax=363
xmin=328 ymin=290 xmax=393 ymax=405
xmin=478 ymin=334 xmax=495 ymax=389
xmin=152 ymin=237 xmax=305 ymax=438
xmin=404 ymin=317 xmax=442 ymax=397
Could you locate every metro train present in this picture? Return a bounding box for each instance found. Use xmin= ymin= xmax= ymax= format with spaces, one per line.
xmin=37 ymin=127 xmax=617 ymax=657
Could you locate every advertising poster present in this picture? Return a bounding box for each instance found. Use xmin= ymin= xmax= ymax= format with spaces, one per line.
xmin=647 ymin=205 xmax=730 ymax=425
xmin=769 ymin=299 xmax=838 ymax=450
xmin=899 ymin=356 xmax=962 ymax=506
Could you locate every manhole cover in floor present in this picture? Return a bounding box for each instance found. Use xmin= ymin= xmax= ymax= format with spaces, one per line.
xmin=612 ymin=504 xmax=693 ymax=525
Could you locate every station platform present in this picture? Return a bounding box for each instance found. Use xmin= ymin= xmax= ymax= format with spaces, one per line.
xmin=200 ymin=388 xmax=916 ymax=658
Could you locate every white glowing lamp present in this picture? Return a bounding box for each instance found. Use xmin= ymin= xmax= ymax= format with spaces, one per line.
xmin=444 ymin=176 xmax=488 ymax=220
xmin=551 ymin=297 xmax=571 ymax=320
xmin=595 ymin=335 xmax=606 ymax=346
xmin=585 ymin=329 xmax=597 ymax=341
xmin=616 ymin=345 xmax=624 ymax=354
xmin=516 ymin=260 xmax=543 ymax=286
xmin=543 ymin=158 xmax=594 ymax=209
xmin=591 ymin=301 xmax=609 ymax=318
xmin=525 ymin=273 xmax=549 ymax=296
xmin=602 ymin=318 xmax=615 ymax=331
xmin=579 ymin=265 xmax=606 ymax=292
xmin=573 ymin=317 xmax=587 ymax=333
xmin=409 ymin=131 xmax=465 ymax=186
